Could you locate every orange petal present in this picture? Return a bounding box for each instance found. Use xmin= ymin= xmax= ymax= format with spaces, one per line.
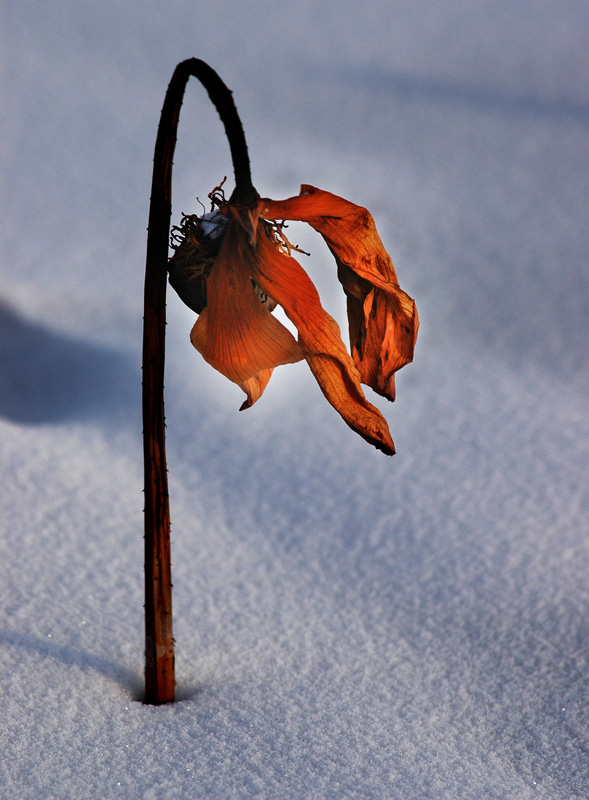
xmin=238 ymin=368 xmax=273 ymax=411
xmin=258 ymin=186 xmax=418 ymax=401
xmin=252 ymin=227 xmax=396 ymax=455
xmin=190 ymin=221 xmax=303 ymax=404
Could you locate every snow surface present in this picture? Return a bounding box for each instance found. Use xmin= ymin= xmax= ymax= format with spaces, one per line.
xmin=1 ymin=1 xmax=589 ymax=797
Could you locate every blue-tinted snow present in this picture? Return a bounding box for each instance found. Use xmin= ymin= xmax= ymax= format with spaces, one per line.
xmin=1 ymin=1 xmax=588 ymax=797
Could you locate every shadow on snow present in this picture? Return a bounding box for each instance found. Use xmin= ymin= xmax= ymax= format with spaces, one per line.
xmin=0 ymin=299 xmax=136 ymax=425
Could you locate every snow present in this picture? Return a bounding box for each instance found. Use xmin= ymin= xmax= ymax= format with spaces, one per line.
xmin=1 ymin=1 xmax=588 ymax=797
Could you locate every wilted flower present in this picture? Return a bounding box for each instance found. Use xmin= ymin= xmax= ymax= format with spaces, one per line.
xmin=168 ymin=183 xmax=418 ymax=455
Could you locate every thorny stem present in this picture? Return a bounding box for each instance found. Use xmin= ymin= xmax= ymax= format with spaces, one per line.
xmin=142 ymin=59 xmax=254 ymax=704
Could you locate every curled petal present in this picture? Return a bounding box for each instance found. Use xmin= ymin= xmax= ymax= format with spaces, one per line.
xmin=258 ymin=186 xmax=418 ymax=401
xmin=238 ymin=368 xmax=273 ymax=411
xmin=252 ymin=228 xmax=396 ymax=455
xmin=190 ymin=222 xmax=302 ymax=404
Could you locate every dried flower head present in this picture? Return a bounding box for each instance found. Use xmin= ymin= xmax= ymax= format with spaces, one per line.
xmin=169 ymin=182 xmax=418 ymax=455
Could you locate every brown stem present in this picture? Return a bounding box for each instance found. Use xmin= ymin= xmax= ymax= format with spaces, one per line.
xmin=142 ymin=59 xmax=254 ymax=704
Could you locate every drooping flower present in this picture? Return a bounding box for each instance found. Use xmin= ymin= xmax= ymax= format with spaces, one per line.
xmin=168 ymin=183 xmax=418 ymax=455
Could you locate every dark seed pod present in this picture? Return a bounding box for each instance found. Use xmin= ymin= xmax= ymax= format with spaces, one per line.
xmin=168 ymin=212 xmax=227 ymax=313
xmin=168 ymin=253 xmax=208 ymax=313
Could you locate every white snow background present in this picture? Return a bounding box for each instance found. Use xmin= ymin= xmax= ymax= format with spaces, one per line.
xmin=1 ymin=1 xmax=589 ymax=798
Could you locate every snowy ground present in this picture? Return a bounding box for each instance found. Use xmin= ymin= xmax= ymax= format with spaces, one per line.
xmin=1 ymin=2 xmax=588 ymax=798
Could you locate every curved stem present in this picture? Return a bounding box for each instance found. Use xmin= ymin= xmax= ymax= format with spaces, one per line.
xmin=142 ymin=60 xmax=253 ymax=705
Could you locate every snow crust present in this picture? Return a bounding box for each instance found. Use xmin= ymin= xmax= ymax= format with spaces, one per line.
xmin=1 ymin=1 xmax=588 ymax=797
